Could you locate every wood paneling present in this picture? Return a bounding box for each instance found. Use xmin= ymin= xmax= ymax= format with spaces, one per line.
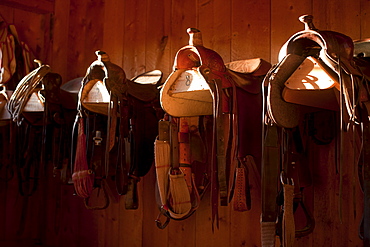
xmin=231 ymin=0 xmax=271 ymax=62
xmin=270 ymin=0 xmax=312 ymax=64
xmin=0 ymin=0 xmax=368 ymax=246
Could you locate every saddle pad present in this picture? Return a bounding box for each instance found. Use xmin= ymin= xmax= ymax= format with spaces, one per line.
xmin=131 ymin=69 xmax=162 ymax=85
xmin=226 ymin=58 xmax=271 ymax=76
xmin=160 ymin=69 xmax=212 ymax=117
xmin=226 ymin=58 xmax=262 ymax=74
xmin=126 ymin=69 xmax=162 ymax=102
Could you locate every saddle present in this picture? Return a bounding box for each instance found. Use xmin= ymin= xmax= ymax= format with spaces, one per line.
xmin=158 ymin=28 xmax=270 ymax=228
xmin=73 ymin=51 xmax=163 ymax=209
xmin=262 ymin=15 xmax=369 ymax=246
xmin=267 ymin=15 xmax=360 ymax=129
xmin=5 ymin=59 xmax=65 ymax=197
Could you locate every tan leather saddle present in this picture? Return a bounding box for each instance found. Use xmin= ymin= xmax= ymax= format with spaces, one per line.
xmin=159 ymin=28 xmax=271 ymax=228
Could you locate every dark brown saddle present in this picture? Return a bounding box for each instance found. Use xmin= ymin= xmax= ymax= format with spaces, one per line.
xmin=73 ymin=50 xmax=163 ymax=209
xmin=262 ymin=15 xmax=370 ymax=244
xmin=266 ymin=14 xmax=361 ymax=129
xmin=4 ymin=60 xmax=66 ymax=196
xmin=7 ymin=60 xmax=62 ymax=126
xmin=158 ymin=28 xmax=271 ymax=228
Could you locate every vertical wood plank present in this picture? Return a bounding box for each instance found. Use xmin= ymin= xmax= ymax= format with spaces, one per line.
xmin=313 ymin=0 xmax=361 ymax=40
xmin=145 ymin=0 xmax=172 ymax=77
xmin=142 ymin=167 xmax=169 ymax=247
xmin=167 ymin=215 xmax=197 ymax=246
xmin=360 ymin=0 xmax=370 ymax=39
xmin=229 ymin=169 xmax=262 ymax=247
xmin=123 ymin=0 xmax=148 ymax=79
xmin=198 ymin=0 xmax=232 ymax=62
xmin=67 ymin=0 xmax=104 ymax=80
xmin=12 ymin=10 xmax=49 ymax=63
xmin=231 ymin=0 xmax=271 ymax=62
xmin=194 ymin=190 xmax=231 ymax=247
xmin=270 ymin=0 xmax=312 ymax=64
xmin=102 ymin=0 xmax=125 ymax=67
xmin=169 ymin=0 xmax=198 ymax=64
xmin=51 ymin=0 xmax=71 ymax=82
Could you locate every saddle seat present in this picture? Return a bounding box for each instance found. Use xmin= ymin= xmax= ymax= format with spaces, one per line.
xmin=60 ymin=77 xmax=83 ymax=110
xmin=226 ymin=58 xmax=271 ymax=94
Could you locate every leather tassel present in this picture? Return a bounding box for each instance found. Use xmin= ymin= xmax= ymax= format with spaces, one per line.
xmin=233 ymin=164 xmax=251 ymax=212
xmin=72 ymin=118 xmax=94 ymax=198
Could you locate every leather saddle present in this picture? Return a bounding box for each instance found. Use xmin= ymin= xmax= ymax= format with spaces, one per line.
xmin=74 ymin=51 xmax=163 ymax=208
xmin=7 ymin=60 xmax=62 ymax=126
xmin=80 ymin=51 xmax=162 ymax=116
xmin=159 ymin=28 xmax=271 ymax=227
xmin=266 ymin=14 xmax=360 ymax=129
xmin=161 ymin=30 xmax=270 ymax=117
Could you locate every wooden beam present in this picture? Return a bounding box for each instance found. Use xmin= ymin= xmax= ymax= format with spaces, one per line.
xmin=0 ymin=0 xmax=54 ymax=14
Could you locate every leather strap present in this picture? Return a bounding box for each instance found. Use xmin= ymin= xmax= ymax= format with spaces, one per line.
xmin=115 ymin=100 xmax=129 ymax=195
xmin=179 ymin=117 xmax=192 ymax=192
xmin=362 ymin=104 xmax=370 ymax=245
xmin=261 ymin=123 xmax=279 ymax=246
xmin=282 ymin=181 xmax=295 ymax=247
xmin=170 ymin=118 xmax=180 ymax=170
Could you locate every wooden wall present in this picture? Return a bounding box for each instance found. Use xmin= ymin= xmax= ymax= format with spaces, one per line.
xmin=0 ymin=0 xmax=369 ymax=246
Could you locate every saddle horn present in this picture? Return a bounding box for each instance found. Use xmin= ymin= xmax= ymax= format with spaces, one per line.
xmin=187 ymin=28 xmax=203 ymax=46
xmin=95 ymin=50 xmax=109 ymax=62
xmin=299 ymin=14 xmax=317 ymax=31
